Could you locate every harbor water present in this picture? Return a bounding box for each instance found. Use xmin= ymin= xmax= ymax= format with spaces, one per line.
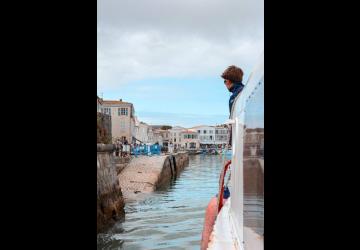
xmin=97 ymin=154 xmax=263 ymax=250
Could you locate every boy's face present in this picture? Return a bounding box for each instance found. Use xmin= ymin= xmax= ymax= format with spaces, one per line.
xmin=224 ymin=79 xmax=233 ymax=91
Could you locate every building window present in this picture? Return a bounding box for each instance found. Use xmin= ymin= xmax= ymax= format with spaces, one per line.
xmin=209 ymin=130 xmax=213 ymax=134
xmin=104 ymin=108 xmax=111 ymax=115
xmin=184 ymin=135 xmax=186 ymax=139
xmin=192 ymin=134 xmax=194 ymax=139
xmin=198 ymin=130 xmax=201 ymax=134
xmin=120 ymin=108 xmax=128 ymax=116
xmin=203 ymin=130 xmax=206 ymax=134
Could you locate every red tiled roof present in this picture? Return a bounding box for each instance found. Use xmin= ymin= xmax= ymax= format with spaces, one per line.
xmin=102 ymin=100 xmax=132 ymax=105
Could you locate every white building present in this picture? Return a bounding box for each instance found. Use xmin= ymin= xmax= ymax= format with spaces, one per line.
xmin=153 ymin=129 xmax=170 ymax=147
xmin=191 ymin=125 xmax=216 ymax=146
xmin=180 ymin=129 xmax=200 ymax=150
xmin=134 ymin=116 xmax=150 ymax=144
xmin=147 ymin=128 xmax=154 ymax=144
xmin=153 ymin=130 xmax=163 ymax=146
xmin=169 ymin=126 xmax=186 ymax=149
xmin=215 ymin=126 xmax=229 ymax=145
xmin=137 ymin=121 xmax=150 ymax=144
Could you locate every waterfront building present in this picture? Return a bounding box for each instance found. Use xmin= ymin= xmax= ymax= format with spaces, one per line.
xmin=135 ymin=120 xmax=150 ymax=144
xmin=154 ymin=129 xmax=171 ymax=147
xmin=147 ymin=127 xmax=154 ymax=144
xmin=169 ymin=126 xmax=186 ymax=149
xmin=180 ymin=129 xmax=200 ymax=150
xmin=102 ymin=99 xmax=135 ymax=143
xmin=155 ymin=130 xmax=163 ymax=146
xmin=215 ymin=125 xmax=229 ymax=146
xmin=191 ymin=125 xmax=216 ymax=147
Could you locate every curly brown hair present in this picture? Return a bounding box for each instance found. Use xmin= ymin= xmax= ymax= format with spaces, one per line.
xmin=221 ymin=65 xmax=243 ymax=83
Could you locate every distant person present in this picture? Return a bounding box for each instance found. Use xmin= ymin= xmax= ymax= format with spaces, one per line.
xmin=168 ymin=142 xmax=173 ymax=154
xmin=122 ymin=139 xmax=128 ymax=156
xmin=115 ymin=143 xmax=120 ymax=157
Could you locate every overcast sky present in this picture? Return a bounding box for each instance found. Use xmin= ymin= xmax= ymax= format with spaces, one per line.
xmin=97 ymin=0 xmax=264 ymax=127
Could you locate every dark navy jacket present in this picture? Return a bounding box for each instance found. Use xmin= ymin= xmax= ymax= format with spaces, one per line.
xmin=229 ymin=83 xmax=244 ymax=115
xmin=228 ymin=83 xmax=244 ymax=148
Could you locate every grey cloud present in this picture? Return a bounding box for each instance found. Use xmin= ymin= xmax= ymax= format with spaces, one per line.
xmin=97 ymin=0 xmax=264 ymax=91
xmin=98 ymin=0 xmax=263 ymax=40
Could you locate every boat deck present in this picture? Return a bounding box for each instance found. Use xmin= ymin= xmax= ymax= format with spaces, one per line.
xmin=207 ymin=198 xmax=263 ymax=250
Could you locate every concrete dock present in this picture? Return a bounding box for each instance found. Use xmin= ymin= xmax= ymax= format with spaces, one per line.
xmin=119 ymin=152 xmax=189 ymax=202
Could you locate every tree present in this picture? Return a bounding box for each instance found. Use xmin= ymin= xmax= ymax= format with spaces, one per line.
xmin=161 ymin=125 xmax=172 ymax=130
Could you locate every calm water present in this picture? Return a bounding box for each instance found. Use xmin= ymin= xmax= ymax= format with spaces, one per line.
xmin=97 ymin=154 xmax=227 ymax=250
